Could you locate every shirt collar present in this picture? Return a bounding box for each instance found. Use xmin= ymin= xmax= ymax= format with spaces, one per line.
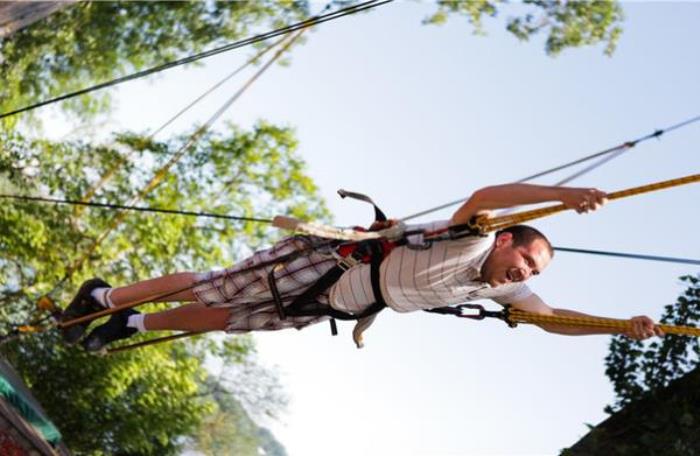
xmin=467 ymin=238 xmax=496 ymax=287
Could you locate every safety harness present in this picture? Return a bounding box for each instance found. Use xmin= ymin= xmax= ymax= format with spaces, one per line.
xmin=266 ymin=191 xmax=404 ymax=341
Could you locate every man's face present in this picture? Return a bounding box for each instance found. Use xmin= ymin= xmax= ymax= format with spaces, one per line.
xmin=480 ymin=232 xmax=552 ymax=287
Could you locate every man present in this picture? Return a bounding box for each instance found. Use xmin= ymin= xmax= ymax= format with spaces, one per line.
xmin=61 ymin=182 xmax=663 ymax=351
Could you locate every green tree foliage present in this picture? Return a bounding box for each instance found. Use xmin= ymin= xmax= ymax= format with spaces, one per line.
xmin=604 ymin=274 xmax=700 ymax=413
xmin=0 ymin=1 xmax=310 ymax=127
xmin=0 ymin=122 xmax=329 ymax=454
xmin=425 ymin=0 xmax=624 ymax=56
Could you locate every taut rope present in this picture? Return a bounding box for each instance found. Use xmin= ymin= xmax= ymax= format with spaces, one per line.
xmin=476 ymin=173 xmax=700 ymax=233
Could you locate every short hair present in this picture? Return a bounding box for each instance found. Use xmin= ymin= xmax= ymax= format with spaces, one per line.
xmin=495 ymin=225 xmax=554 ymax=258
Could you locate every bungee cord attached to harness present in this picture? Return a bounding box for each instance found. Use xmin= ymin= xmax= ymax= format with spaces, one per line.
xmin=429 ymin=304 xmax=700 ymax=338
xmin=471 ymin=173 xmax=700 ymax=234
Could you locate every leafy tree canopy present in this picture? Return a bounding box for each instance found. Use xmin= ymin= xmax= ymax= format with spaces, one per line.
xmin=0 ymin=121 xmax=329 ymax=454
xmin=425 ymin=0 xmax=623 ymax=56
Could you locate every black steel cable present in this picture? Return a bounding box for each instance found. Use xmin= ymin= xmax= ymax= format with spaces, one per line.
xmin=0 ymin=0 xmax=393 ymax=120
xmin=0 ymin=194 xmax=273 ymax=225
xmin=554 ymin=246 xmax=700 ymax=266
xmin=5 ymin=193 xmax=699 ymax=266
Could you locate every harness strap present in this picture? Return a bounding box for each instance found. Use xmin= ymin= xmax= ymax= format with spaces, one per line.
xmin=337 ymin=189 xmax=387 ymax=222
xmin=266 ymin=240 xmax=389 ymax=332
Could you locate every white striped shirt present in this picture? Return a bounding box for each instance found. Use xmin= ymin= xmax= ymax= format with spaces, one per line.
xmin=329 ymin=220 xmax=532 ymax=313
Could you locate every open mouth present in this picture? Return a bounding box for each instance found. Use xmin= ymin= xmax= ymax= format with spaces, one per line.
xmin=506 ymin=269 xmax=521 ymax=283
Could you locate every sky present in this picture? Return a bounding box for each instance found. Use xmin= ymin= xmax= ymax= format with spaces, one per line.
xmin=41 ymin=2 xmax=700 ymax=455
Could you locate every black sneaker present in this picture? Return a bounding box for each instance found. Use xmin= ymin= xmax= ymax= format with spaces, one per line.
xmin=61 ymin=278 xmax=111 ymax=345
xmin=81 ymin=308 xmax=140 ymax=352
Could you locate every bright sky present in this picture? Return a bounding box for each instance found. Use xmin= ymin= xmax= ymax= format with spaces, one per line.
xmin=41 ymin=2 xmax=700 ymax=455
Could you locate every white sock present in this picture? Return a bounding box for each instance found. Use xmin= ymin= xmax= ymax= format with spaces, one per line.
xmin=90 ymin=288 xmax=114 ymax=308
xmin=126 ymin=314 xmax=147 ymax=333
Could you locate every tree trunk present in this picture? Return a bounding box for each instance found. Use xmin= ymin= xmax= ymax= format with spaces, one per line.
xmin=0 ymin=2 xmax=74 ymax=38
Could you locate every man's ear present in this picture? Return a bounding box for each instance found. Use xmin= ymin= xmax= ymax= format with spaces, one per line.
xmin=495 ymin=231 xmax=513 ymax=248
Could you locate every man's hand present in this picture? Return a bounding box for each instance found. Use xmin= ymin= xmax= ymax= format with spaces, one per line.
xmin=451 ymin=183 xmax=609 ymax=225
xmin=624 ymin=315 xmax=664 ymax=340
xmin=559 ymin=187 xmax=608 ymax=214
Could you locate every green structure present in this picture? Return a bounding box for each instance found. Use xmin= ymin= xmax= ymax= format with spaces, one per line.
xmin=0 ymin=358 xmax=69 ymax=455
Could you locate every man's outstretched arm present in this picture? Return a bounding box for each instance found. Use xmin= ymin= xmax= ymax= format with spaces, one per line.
xmin=451 ymin=183 xmax=608 ymax=226
xmin=508 ymin=293 xmax=663 ymax=340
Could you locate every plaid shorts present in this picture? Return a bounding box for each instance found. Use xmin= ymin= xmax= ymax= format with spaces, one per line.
xmin=193 ymin=236 xmax=338 ymax=333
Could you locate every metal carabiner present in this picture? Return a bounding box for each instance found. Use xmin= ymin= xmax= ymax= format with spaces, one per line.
xmin=453 ymin=304 xmax=516 ymax=326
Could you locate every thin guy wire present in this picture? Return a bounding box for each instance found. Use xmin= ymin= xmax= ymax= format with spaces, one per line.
xmin=151 ymin=33 xmax=292 ymax=138
xmin=496 ymin=144 xmax=629 ymax=217
xmin=0 ymin=0 xmax=393 ymax=120
xmin=553 ymin=147 xmax=628 ymax=186
xmin=401 ymin=115 xmax=700 ymax=221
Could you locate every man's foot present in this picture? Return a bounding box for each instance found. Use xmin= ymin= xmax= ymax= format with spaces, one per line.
xmin=81 ymin=308 xmax=139 ymax=352
xmin=61 ymin=278 xmax=111 ymax=345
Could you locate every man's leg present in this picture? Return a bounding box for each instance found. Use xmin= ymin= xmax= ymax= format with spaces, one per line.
xmin=107 ymin=272 xmax=199 ymax=307
xmin=63 ymin=272 xmax=202 ymax=346
xmin=81 ymin=280 xmax=233 ymax=351
xmin=143 ymin=302 xmax=231 ymax=332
